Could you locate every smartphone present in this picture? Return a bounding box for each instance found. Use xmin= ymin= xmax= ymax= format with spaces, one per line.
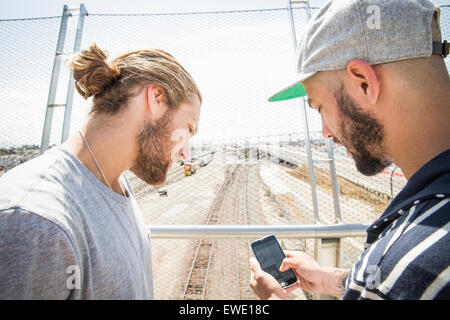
xmin=251 ymin=234 xmax=298 ymax=289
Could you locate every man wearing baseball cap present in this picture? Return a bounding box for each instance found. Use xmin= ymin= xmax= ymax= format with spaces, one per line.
xmin=249 ymin=0 xmax=449 ymax=300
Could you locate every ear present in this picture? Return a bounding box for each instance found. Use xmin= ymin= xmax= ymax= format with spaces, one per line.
xmin=346 ymin=59 xmax=380 ymax=106
xmin=146 ymin=85 xmax=167 ymax=118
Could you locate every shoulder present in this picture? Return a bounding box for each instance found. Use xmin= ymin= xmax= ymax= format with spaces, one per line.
xmin=0 ymin=208 xmax=78 ymax=299
xmin=362 ymin=198 xmax=448 ymax=299
xmin=0 ymin=147 xmax=86 ymax=224
xmin=346 ymin=194 xmax=449 ymax=300
xmin=0 ymin=206 xmax=76 ymax=248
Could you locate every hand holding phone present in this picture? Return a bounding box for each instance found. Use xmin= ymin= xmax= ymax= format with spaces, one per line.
xmin=251 ymin=235 xmax=298 ymax=289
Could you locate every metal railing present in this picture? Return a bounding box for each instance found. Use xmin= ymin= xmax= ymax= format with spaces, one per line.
xmin=149 ymin=223 xmax=369 ymax=300
xmin=148 ymin=223 xmax=368 ymax=239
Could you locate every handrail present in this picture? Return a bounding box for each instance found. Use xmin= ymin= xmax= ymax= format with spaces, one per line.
xmin=148 ymin=223 xmax=369 ymax=300
xmin=148 ymin=223 xmax=369 ymax=239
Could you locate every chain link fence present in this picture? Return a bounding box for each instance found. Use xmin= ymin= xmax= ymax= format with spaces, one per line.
xmin=0 ymin=4 xmax=449 ymax=300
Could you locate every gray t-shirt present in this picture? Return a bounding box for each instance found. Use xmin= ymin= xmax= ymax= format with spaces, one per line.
xmin=0 ymin=147 xmax=153 ymax=299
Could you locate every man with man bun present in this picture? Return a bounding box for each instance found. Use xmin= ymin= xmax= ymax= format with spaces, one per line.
xmin=0 ymin=43 xmax=201 ymax=299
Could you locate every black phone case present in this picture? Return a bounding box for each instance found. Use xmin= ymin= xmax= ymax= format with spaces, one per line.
xmin=251 ymin=235 xmax=297 ymax=288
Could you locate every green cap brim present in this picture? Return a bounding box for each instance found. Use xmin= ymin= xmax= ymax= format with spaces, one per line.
xmin=268 ymin=82 xmax=306 ymax=102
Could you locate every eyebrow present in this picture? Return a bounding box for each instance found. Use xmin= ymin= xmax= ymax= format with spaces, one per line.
xmin=307 ymin=99 xmax=323 ymax=114
xmin=192 ymin=119 xmax=199 ymax=135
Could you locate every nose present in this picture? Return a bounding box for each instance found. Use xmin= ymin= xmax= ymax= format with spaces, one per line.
xmin=179 ymin=141 xmax=191 ymax=162
xmin=321 ymin=116 xmax=334 ymax=140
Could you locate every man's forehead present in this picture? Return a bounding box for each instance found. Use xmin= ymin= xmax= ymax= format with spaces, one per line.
xmin=188 ymin=112 xmax=200 ymax=129
xmin=178 ymin=101 xmax=200 ymax=116
xmin=174 ymin=104 xmax=200 ymax=133
xmin=303 ymin=71 xmax=341 ymax=96
xmin=301 ymin=73 xmax=321 ymax=93
xmin=301 ymin=77 xmax=319 ymax=98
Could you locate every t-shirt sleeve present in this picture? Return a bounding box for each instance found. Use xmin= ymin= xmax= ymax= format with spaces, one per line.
xmin=0 ymin=208 xmax=79 ymax=299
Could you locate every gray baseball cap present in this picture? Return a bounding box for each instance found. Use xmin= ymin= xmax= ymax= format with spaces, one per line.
xmin=269 ymin=0 xmax=448 ymax=102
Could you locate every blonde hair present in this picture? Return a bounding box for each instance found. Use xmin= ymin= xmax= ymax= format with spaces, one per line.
xmin=70 ymin=43 xmax=201 ymax=115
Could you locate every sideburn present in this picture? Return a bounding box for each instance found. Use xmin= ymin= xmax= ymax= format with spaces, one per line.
xmin=334 ymin=87 xmax=390 ymax=176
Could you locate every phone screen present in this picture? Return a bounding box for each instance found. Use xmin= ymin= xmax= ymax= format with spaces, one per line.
xmin=251 ymin=235 xmax=297 ymax=288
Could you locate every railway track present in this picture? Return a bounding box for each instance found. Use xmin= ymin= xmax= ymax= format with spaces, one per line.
xmin=234 ymin=165 xmax=257 ymax=299
xmin=180 ymin=162 xmax=316 ymax=300
xmin=175 ymin=159 xmax=367 ymax=300
xmin=181 ymin=164 xmax=241 ymax=300
xmin=181 ymin=163 xmax=273 ymax=300
xmin=130 ymin=151 xmax=371 ymax=299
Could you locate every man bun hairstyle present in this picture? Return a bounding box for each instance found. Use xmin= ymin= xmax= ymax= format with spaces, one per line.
xmin=69 ymin=43 xmax=201 ymax=116
xmin=70 ymin=43 xmax=120 ymax=99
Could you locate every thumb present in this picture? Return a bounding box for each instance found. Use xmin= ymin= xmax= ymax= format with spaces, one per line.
xmin=282 ymin=283 xmax=299 ymax=295
xmin=279 ymin=258 xmax=298 ymax=273
xmin=284 ymin=250 xmax=297 ymax=258
xmin=249 ymin=257 xmax=262 ymax=273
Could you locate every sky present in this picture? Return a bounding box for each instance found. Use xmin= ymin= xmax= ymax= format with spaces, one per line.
xmin=0 ymin=0 xmax=329 ymax=147
xmin=0 ymin=0 xmax=449 ymax=147
xmin=0 ymin=0 xmax=328 ymax=19
xmin=0 ymin=0 xmax=448 ymax=19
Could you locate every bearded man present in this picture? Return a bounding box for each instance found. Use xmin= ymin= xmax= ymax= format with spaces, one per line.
xmin=0 ymin=43 xmax=201 ymax=299
xmin=250 ymin=0 xmax=449 ymax=300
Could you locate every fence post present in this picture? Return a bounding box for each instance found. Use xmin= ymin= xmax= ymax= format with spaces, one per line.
xmin=61 ymin=4 xmax=88 ymax=144
xmin=315 ymin=238 xmax=342 ymax=300
xmin=40 ymin=5 xmax=71 ymax=153
xmin=327 ymin=139 xmax=342 ymax=223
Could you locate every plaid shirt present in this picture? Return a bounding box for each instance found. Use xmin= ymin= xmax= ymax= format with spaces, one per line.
xmin=344 ymin=149 xmax=450 ymax=300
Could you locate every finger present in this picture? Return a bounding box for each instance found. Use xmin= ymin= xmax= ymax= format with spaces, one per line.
xmin=249 ymin=270 xmax=256 ymax=287
xmin=284 ymin=250 xmax=297 ymax=258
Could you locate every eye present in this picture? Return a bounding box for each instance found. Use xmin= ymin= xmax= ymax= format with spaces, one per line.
xmin=188 ymin=126 xmax=194 ymax=135
xmin=308 ymin=100 xmax=322 ymax=114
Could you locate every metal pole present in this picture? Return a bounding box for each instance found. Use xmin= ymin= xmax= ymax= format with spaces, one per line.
xmin=317 ymin=238 xmax=342 ymax=300
xmin=305 ymin=0 xmax=312 ymax=20
xmin=148 ymin=224 xmax=369 ymax=239
xmin=287 ymin=0 xmax=298 ymax=50
xmin=40 ymin=5 xmax=71 ymax=153
xmin=287 ymin=2 xmax=342 ymax=300
xmin=302 ymin=99 xmax=321 ymax=224
xmin=327 ymin=139 xmax=342 ymax=222
xmin=61 ymin=4 xmax=88 ymax=143
xmin=287 ymin=0 xmax=320 ymax=224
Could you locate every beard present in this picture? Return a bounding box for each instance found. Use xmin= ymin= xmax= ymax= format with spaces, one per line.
xmin=130 ymin=111 xmax=173 ymax=186
xmin=334 ymin=87 xmax=392 ymax=176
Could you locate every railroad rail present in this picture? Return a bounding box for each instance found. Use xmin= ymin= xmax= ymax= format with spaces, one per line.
xmin=181 ymin=164 xmax=241 ymax=300
xmin=147 ymin=162 xmax=370 ymax=300
xmin=235 ymin=164 xmax=254 ymax=299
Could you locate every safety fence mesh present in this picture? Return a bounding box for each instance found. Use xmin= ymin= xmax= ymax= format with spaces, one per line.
xmin=1 ymin=5 xmax=449 ymax=300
